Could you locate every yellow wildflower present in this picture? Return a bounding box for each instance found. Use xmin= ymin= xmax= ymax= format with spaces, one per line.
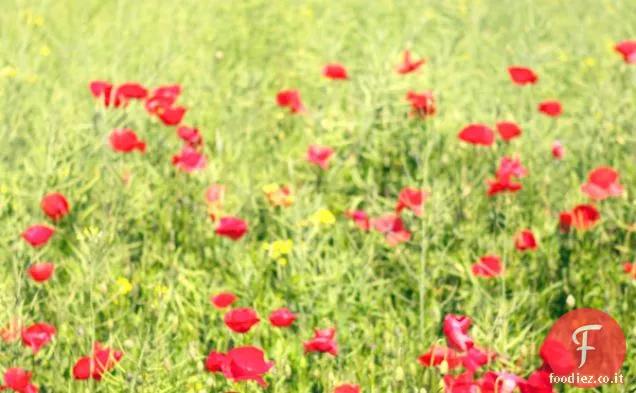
xmin=39 ymin=45 xmax=51 ymax=57
xmin=1 ymin=67 xmax=18 ymax=78
xmin=117 ymin=277 xmax=132 ymax=295
xmin=309 ymin=208 xmax=336 ymax=225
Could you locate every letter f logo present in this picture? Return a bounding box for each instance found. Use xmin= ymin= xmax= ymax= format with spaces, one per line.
xmin=572 ymin=324 xmax=602 ymax=368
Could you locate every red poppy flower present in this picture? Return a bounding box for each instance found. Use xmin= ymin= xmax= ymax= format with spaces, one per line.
xmin=210 ymin=292 xmax=237 ymax=309
xmin=152 ymin=84 xmax=182 ymax=100
xmin=114 ymin=82 xmax=148 ymax=106
xmin=145 ymin=95 xmax=176 ymax=115
xmin=21 ymin=322 xmax=56 ymax=354
xmin=276 ymin=90 xmax=306 ymax=113
xmin=27 ymin=263 xmax=55 ymax=283
xmin=538 ymin=100 xmax=562 ymax=117
xmin=458 ymin=124 xmax=495 ymax=146
xmin=269 ymin=308 xmax=298 ymax=328
xmin=172 ymin=146 xmax=207 ymax=172
xmin=1 ymin=368 xmax=38 ymax=393
xmin=89 ymin=81 xmax=113 ymax=107
xmin=334 ymin=384 xmax=360 ymax=393
xmin=418 ymin=345 xmax=461 ymax=369
xmin=487 ymin=156 xmax=527 ymax=196
xmin=443 ymin=314 xmax=473 ymax=352
xmin=322 ymin=63 xmax=348 ymax=80
xmin=487 ymin=178 xmax=523 ymax=196
xmin=561 ymin=204 xmax=601 ymax=232
xmin=460 ymin=347 xmax=496 ymax=372
xmin=615 ymin=40 xmax=636 ymax=64
xmin=306 ymin=145 xmax=334 ymax=169
xmin=221 ymin=346 xmax=274 ymax=388
xmin=344 ymin=210 xmax=370 ymax=231
xmin=264 ymin=185 xmax=293 ymax=207
xmin=205 ymin=351 xmax=226 ymax=373
xmin=623 ymin=263 xmax=635 ymax=279
xmin=522 ymin=371 xmax=554 ymax=393
xmin=396 ymin=187 xmax=429 ymax=216
xmin=224 ymin=308 xmax=260 ymax=333
xmin=478 ymin=371 xmax=526 ymax=393
xmin=1 ymin=318 xmax=21 ymax=343
xmin=40 ymin=193 xmax=69 ymax=222
xmin=371 ymin=214 xmax=412 ymax=246
xmin=406 ymin=91 xmax=436 ymax=117
xmin=176 ymin=126 xmax=203 ymax=147
xmin=514 ymin=230 xmax=537 ymax=251
xmin=443 ymin=371 xmax=479 ymax=393
xmin=158 ymin=106 xmax=187 ymax=126
xmin=496 ymin=121 xmax=522 ymax=141
xmin=304 ymin=328 xmax=338 ymax=356
xmin=72 ymin=342 xmax=124 ymax=381
xmin=496 ymin=156 xmax=528 ymax=180
xmin=471 ymin=255 xmax=503 ymax=278
xmin=580 ymin=167 xmax=623 ymax=200
xmin=397 ymin=50 xmax=426 ymax=74
xmin=558 ymin=212 xmax=572 ymax=233
xmin=539 ymin=338 xmax=576 ymax=376
xmin=508 ymin=66 xmax=538 ymax=85
xmin=109 ymin=129 xmax=146 ymax=153
xmin=145 ymin=84 xmax=186 ymax=125
xmin=22 ymin=225 xmax=55 ymax=248
xmin=552 ymin=141 xmax=565 ymax=159
xmin=215 ymin=217 xmax=248 ymax=240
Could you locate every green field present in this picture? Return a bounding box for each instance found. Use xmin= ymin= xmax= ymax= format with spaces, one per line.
xmin=0 ymin=0 xmax=634 ymax=392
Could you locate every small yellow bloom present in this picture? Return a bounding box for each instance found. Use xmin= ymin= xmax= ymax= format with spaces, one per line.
xmin=277 ymin=258 xmax=287 ymax=266
xmin=309 ymin=208 xmax=336 ymax=225
xmin=266 ymin=239 xmax=293 ymax=259
xmin=34 ymin=15 xmax=44 ymax=27
xmin=39 ymin=45 xmax=51 ymax=57
xmin=1 ymin=66 xmax=18 ymax=78
xmin=558 ymin=52 xmax=569 ymax=62
xmin=154 ymin=285 xmax=169 ymax=297
xmin=262 ymin=183 xmax=279 ymax=194
xmin=0 ymin=185 xmax=8 ymax=194
xmin=584 ymin=57 xmax=596 ymax=67
xmin=117 ymin=277 xmax=133 ymax=295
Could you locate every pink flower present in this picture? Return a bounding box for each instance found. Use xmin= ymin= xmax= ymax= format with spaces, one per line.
xmin=551 ymin=141 xmax=565 ymax=159
xmin=172 ymin=146 xmax=207 ymax=172
xmin=22 ymin=225 xmax=55 ymax=248
xmin=306 ymin=145 xmax=334 ymax=169
xmin=443 ymin=314 xmax=473 ymax=352
xmin=21 ymin=323 xmax=56 ymax=354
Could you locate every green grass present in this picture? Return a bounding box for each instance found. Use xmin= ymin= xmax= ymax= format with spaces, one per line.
xmin=0 ymin=0 xmax=634 ymax=391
